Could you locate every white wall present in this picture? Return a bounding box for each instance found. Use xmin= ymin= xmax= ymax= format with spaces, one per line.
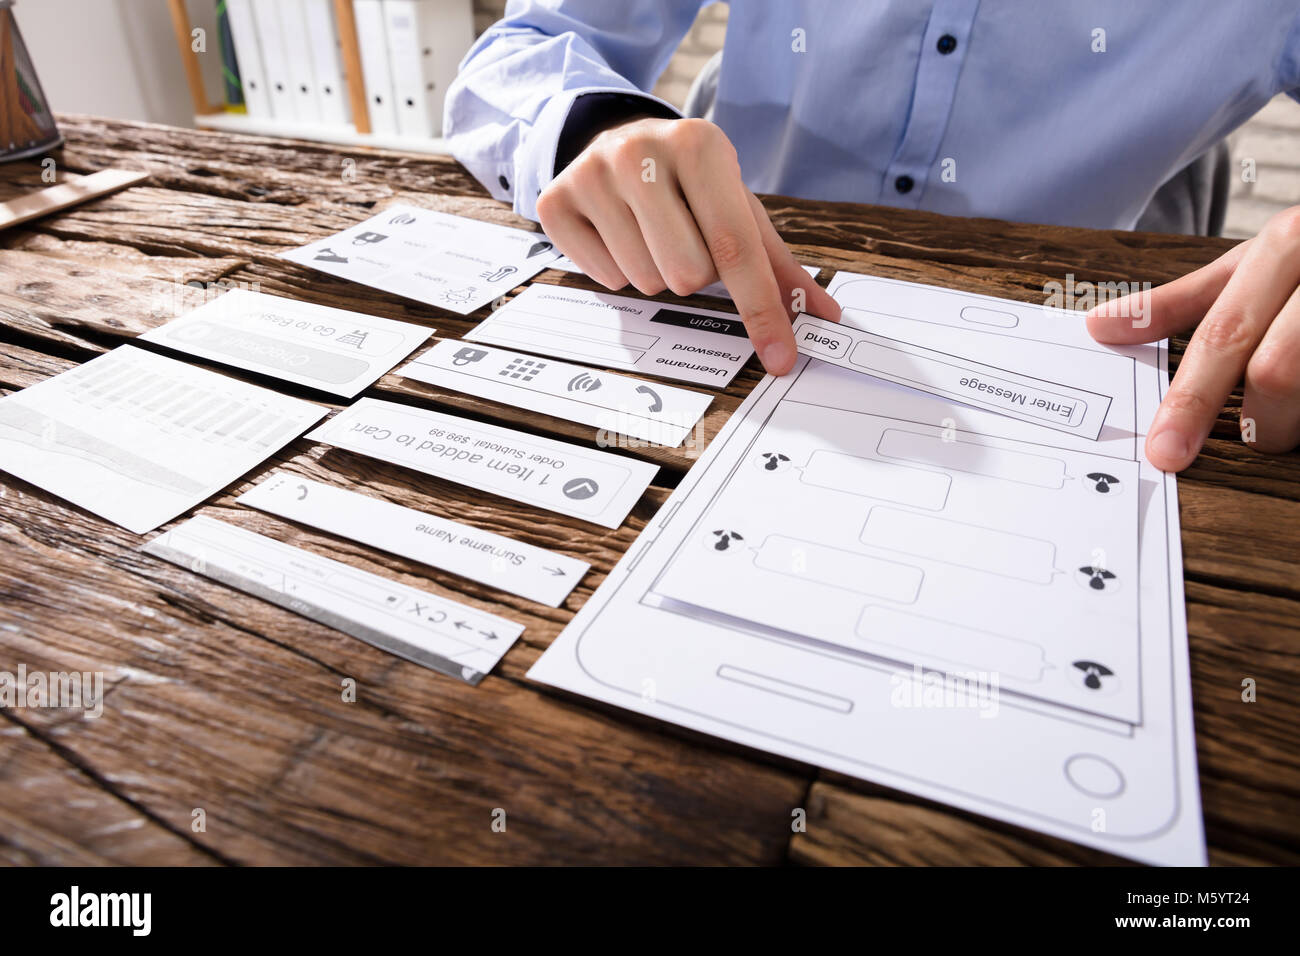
xmin=14 ymin=0 xmax=218 ymax=127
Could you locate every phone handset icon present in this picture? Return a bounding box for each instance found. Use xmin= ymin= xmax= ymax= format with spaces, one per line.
xmin=636 ymin=385 xmax=663 ymax=413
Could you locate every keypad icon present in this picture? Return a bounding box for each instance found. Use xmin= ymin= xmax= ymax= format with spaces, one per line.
xmin=500 ymin=357 xmax=547 ymax=382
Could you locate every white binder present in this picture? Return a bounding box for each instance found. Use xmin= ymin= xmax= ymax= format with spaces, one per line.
xmin=250 ymin=0 xmax=299 ymax=122
xmin=382 ymin=0 xmax=474 ymax=138
xmin=303 ymin=0 xmax=351 ymax=126
xmin=225 ymin=0 xmax=273 ymax=118
xmin=280 ymin=0 xmax=324 ymax=122
xmin=352 ymin=0 xmax=398 ymax=135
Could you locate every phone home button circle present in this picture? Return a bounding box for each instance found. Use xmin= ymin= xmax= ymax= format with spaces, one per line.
xmin=1064 ymin=754 xmax=1125 ymax=799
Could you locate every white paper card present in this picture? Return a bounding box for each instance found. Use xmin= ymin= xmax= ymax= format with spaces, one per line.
xmin=238 ymin=473 xmax=590 ymax=606
xmin=792 ymin=313 xmax=1112 ymax=439
xmin=399 ymin=339 xmax=713 ymax=447
xmin=465 ymin=285 xmax=755 ymax=387
xmin=281 ymin=204 xmax=562 ymax=315
xmin=0 ymin=346 xmax=326 ymax=534
xmin=307 ymin=398 xmax=659 ymax=529
xmin=140 ymin=289 xmax=433 ymax=398
xmin=144 ymin=515 xmax=521 ymax=684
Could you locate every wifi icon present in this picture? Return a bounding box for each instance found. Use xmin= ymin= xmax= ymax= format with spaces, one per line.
xmin=567 ymin=372 xmax=603 ymax=393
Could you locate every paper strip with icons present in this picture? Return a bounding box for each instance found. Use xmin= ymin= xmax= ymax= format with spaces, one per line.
xmin=306 ymin=398 xmax=660 ymax=529
xmin=141 ymin=289 xmax=434 ymax=398
xmin=399 ymin=339 xmax=713 ymax=448
xmin=143 ymin=515 xmax=523 ymax=685
xmin=238 ymin=473 xmax=590 ymax=607
xmin=280 ymin=204 xmax=562 ymax=315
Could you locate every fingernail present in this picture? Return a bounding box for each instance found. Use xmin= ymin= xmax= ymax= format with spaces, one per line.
xmin=1148 ymin=429 xmax=1190 ymax=469
xmin=760 ymin=342 xmax=794 ymax=374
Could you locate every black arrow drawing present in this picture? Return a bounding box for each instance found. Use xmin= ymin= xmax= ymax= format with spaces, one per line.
xmin=480 ymin=630 xmax=499 ymax=641
xmin=543 ymin=566 xmax=566 ymax=576
xmin=454 ymin=621 xmax=472 ymax=630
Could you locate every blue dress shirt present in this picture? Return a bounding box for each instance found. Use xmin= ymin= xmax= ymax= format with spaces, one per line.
xmin=445 ymin=1 xmax=1300 ymax=230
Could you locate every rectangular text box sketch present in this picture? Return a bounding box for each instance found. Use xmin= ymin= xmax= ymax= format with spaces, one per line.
xmin=861 ymin=507 xmax=1059 ymax=584
xmin=855 ymin=604 xmax=1048 ymax=681
xmin=800 ymin=449 xmax=951 ymax=510
xmin=875 ymin=429 xmax=1068 ymax=489
xmin=753 ymin=535 xmax=923 ymax=604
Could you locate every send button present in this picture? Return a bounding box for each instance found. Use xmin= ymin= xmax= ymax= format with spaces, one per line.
xmin=795 ymin=321 xmax=851 ymax=359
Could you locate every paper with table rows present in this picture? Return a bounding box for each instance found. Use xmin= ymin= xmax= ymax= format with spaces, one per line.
xmin=0 ymin=346 xmax=326 ymax=534
xmin=529 ymin=271 xmax=1204 ymax=866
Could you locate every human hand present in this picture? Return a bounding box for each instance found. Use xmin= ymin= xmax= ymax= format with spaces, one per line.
xmin=536 ymin=116 xmax=840 ymax=374
xmin=1086 ymin=207 xmax=1300 ymax=471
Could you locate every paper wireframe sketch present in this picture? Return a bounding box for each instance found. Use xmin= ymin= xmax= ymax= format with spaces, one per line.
xmin=141 ymin=289 xmax=433 ymax=398
xmin=528 ymin=272 xmax=1204 ymax=866
xmin=0 ymin=346 xmax=327 ymax=534
xmin=281 ymin=204 xmax=561 ymax=315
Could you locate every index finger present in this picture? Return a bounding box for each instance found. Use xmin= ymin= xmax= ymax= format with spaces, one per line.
xmin=1086 ymin=239 xmax=1249 ymax=346
xmin=1148 ymin=232 xmax=1300 ymax=470
xmin=678 ymin=150 xmax=796 ymax=374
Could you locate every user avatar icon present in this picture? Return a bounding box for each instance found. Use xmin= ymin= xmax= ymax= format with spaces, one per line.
xmin=709 ymin=529 xmax=744 ymax=552
xmin=1077 ymin=565 xmax=1118 ymax=591
xmin=1072 ymin=660 xmax=1114 ymax=691
xmin=753 ymin=451 xmax=792 ymax=474
xmin=1085 ymin=472 xmax=1122 ymax=495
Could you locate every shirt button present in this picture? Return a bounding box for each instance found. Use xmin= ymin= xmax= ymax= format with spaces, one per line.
xmin=937 ymin=34 xmax=957 ymax=54
xmin=895 ymin=175 xmax=915 ymax=194
xmin=498 ymin=174 xmax=510 ymax=190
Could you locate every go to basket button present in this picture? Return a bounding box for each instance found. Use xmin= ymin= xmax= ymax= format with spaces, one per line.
xmin=794 ymin=321 xmax=852 ymax=359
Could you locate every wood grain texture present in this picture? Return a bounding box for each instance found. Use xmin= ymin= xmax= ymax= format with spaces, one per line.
xmin=0 ymin=115 xmax=1295 ymax=866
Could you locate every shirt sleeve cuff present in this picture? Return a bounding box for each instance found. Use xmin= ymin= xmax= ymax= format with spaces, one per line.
xmin=512 ymin=86 xmax=683 ymax=222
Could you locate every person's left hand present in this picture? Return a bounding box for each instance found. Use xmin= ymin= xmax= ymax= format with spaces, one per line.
xmin=1086 ymin=205 xmax=1300 ymax=472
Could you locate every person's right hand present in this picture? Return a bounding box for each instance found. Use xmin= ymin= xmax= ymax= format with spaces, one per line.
xmin=536 ymin=116 xmax=840 ymax=375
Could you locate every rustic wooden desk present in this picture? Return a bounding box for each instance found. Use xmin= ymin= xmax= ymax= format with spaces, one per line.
xmin=0 ymin=116 xmax=1295 ymax=866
